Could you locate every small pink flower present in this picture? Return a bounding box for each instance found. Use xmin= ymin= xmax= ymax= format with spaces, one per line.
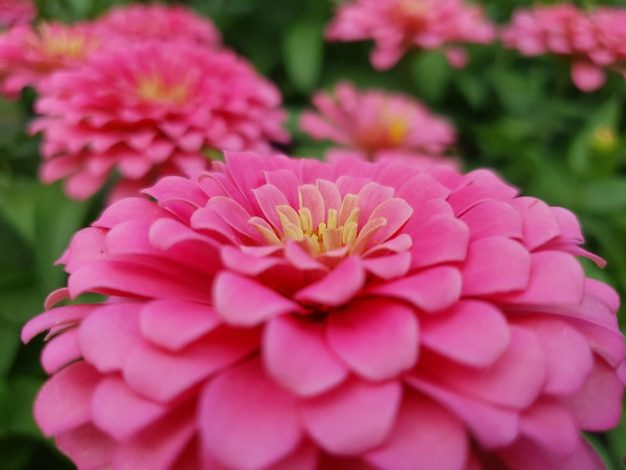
xmin=0 ymin=0 xmax=35 ymax=27
xmin=24 ymin=152 xmax=625 ymax=469
xmin=30 ymin=43 xmax=288 ymax=201
xmin=93 ymin=3 xmax=220 ymax=47
xmin=0 ymin=21 xmax=99 ymax=99
xmin=326 ymin=0 xmax=495 ymax=70
xmin=300 ymin=81 xmax=458 ymax=169
xmin=502 ymin=4 xmax=626 ymax=92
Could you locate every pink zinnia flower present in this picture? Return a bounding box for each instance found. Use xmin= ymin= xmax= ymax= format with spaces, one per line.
xmin=23 ymin=152 xmax=625 ymax=469
xmin=502 ymin=4 xmax=626 ymax=92
xmin=300 ymin=81 xmax=458 ymax=169
xmin=93 ymin=3 xmax=220 ymax=47
xmin=30 ymin=42 xmax=288 ymax=201
xmin=0 ymin=21 xmax=99 ymax=99
xmin=326 ymin=0 xmax=495 ymax=70
xmin=0 ymin=0 xmax=35 ymax=27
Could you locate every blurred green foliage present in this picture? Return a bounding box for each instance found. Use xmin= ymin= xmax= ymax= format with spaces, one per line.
xmin=2 ymin=0 xmax=626 ymax=468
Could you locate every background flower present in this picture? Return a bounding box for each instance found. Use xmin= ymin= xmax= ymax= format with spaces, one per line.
xmin=0 ymin=0 xmax=35 ymax=28
xmin=502 ymin=3 xmax=626 ymax=92
xmin=326 ymin=0 xmax=495 ymax=70
xmin=30 ymin=42 xmax=288 ymax=201
xmin=300 ymin=81 xmax=457 ymax=169
xmin=23 ymin=152 xmax=625 ymax=469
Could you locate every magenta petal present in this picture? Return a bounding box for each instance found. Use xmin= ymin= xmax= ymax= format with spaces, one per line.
xmin=264 ymin=315 xmax=348 ymax=396
xmin=295 ymin=256 xmax=365 ymax=307
xmin=214 ymin=271 xmax=302 ymax=326
xmin=501 ymin=251 xmax=585 ymax=306
xmin=221 ymin=245 xmax=287 ymax=276
xmin=301 ymin=378 xmax=401 ymax=455
xmin=34 ymin=362 xmax=100 ymax=436
xmin=267 ymin=439 xmax=318 ymax=470
xmin=571 ymin=61 xmax=606 ymax=92
xmin=426 ymin=326 xmax=546 ymax=408
xmin=200 ymin=358 xmax=302 ymax=470
xmin=55 ymin=423 xmax=115 ymax=470
xmin=114 ymin=401 xmax=196 ymax=470
xmin=420 ymin=300 xmax=510 ymax=367
xmin=367 ymin=266 xmax=461 ymax=313
xmin=515 ymin=318 xmax=593 ymax=395
xmin=460 ymin=200 xmax=523 ymax=240
xmin=22 ymin=304 xmax=95 ymax=343
xmin=124 ymin=326 xmax=260 ymax=402
xmin=511 ymin=197 xmax=561 ymax=250
xmin=78 ymin=303 xmax=142 ymax=373
xmin=365 ymin=392 xmax=467 ymax=470
xmin=94 ymin=197 xmax=173 ymax=228
xmin=562 ymin=356 xmax=624 ymax=431
xmin=41 ymin=328 xmax=81 ymax=373
xmin=461 ymin=237 xmax=530 ymax=296
xmin=408 ymin=376 xmax=519 ymax=449
xmin=327 ymin=299 xmax=418 ymax=381
xmin=140 ymin=300 xmax=220 ymax=351
xmin=520 ymin=398 xmax=578 ymax=455
xmin=362 ymin=252 xmax=411 ymax=280
xmin=499 ymin=436 xmax=604 ymax=470
xmin=91 ymin=376 xmax=167 ymax=440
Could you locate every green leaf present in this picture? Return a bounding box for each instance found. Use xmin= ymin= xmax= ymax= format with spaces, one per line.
xmin=0 ymin=284 xmax=46 ymax=326
xmin=454 ymin=72 xmax=487 ymax=110
xmin=606 ymin=403 xmax=626 ymax=467
xmin=584 ymin=433 xmax=617 ymax=470
xmin=584 ymin=179 xmax=626 ymax=214
xmin=410 ymin=51 xmax=451 ymax=104
xmin=5 ymin=375 xmax=43 ymax=437
xmin=283 ymin=17 xmax=325 ymax=93
xmin=0 ymin=318 xmax=20 ymax=378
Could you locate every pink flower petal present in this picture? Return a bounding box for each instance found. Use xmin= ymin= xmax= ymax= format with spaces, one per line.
xmin=22 ymin=304 xmax=95 ymax=343
xmin=461 ymin=237 xmax=530 ymax=296
xmin=420 ymin=300 xmax=510 ymax=367
xmin=41 ymin=328 xmax=81 ymax=374
xmin=362 ymin=252 xmax=411 ymax=280
xmin=367 ymin=266 xmax=462 ymax=313
xmin=366 ymin=391 xmax=468 ymax=470
xmin=459 ymin=200 xmax=523 ymax=241
xmin=327 ymin=298 xmax=419 ymax=381
xmin=200 ymin=358 xmax=303 ymax=470
xmin=124 ymin=325 xmax=260 ymax=402
xmin=520 ymin=398 xmax=579 ymax=455
xmin=91 ymin=376 xmax=167 ymax=440
xmin=562 ymin=356 xmax=624 ymax=431
xmin=301 ymin=378 xmax=401 ymax=455
xmin=263 ymin=315 xmax=348 ymax=397
xmin=571 ymin=61 xmax=606 ymax=92
xmin=213 ymin=271 xmax=302 ymax=326
xmin=55 ymin=423 xmax=115 ymax=470
xmin=267 ymin=439 xmax=319 ymax=470
xmin=78 ymin=303 xmax=142 ymax=373
xmin=140 ymin=300 xmax=220 ymax=351
xmin=424 ymin=326 xmax=547 ymax=408
xmin=34 ymin=361 xmax=101 ymax=436
xmin=295 ymin=256 xmax=365 ymax=307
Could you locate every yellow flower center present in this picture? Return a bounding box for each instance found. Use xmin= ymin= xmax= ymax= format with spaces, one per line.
xmin=136 ymin=74 xmax=189 ymax=106
xmin=39 ymin=25 xmax=93 ymax=60
xmin=397 ymin=0 xmax=430 ymax=17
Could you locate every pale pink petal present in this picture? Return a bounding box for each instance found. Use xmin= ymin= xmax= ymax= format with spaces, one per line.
xmin=295 ymin=256 xmax=365 ymax=307
xmin=420 ymin=300 xmax=510 ymax=367
xmin=301 ymin=378 xmax=401 ymax=455
xmin=34 ymin=361 xmax=100 ymax=436
xmin=367 ymin=266 xmax=462 ymax=312
xmin=366 ymin=391 xmax=468 ymax=470
xmin=327 ymin=298 xmax=418 ymax=381
xmin=200 ymin=358 xmax=303 ymax=470
xmin=213 ymin=271 xmax=302 ymax=326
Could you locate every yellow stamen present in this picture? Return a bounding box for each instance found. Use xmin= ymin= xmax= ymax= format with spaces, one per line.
xmin=136 ymin=74 xmax=188 ymax=105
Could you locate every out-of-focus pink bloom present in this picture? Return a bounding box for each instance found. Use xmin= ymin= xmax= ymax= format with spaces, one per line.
xmin=326 ymin=0 xmax=495 ymax=70
xmin=301 ymin=81 xmax=458 ymax=169
xmin=23 ymin=152 xmax=625 ymax=469
xmin=93 ymin=3 xmax=220 ymax=47
xmin=0 ymin=0 xmax=35 ymax=27
xmin=30 ymin=43 xmax=288 ymax=201
xmin=502 ymin=4 xmax=626 ymax=92
xmin=0 ymin=21 xmax=99 ymax=99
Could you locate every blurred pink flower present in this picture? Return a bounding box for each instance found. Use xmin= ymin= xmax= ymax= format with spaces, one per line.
xmin=300 ymin=81 xmax=458 ymax=169
xmin=326 ymin=0 xmax=495 ymax=70
xmin=502 ymin=4 xmax=626 ymax=92
xmin=30 ymin=43 xmax=288 ymax=201
xmin=0 ymin=21 xmax=99 ymax=99
xmin=23 ymin=152 xmax=625 ymax=469
xmin=93 ymin=3 xmax=220 ymax=47
xmin=0 ymin=0 xmax=35 ymax=27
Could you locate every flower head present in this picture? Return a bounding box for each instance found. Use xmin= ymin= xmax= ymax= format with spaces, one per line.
xmin=0 ymin=21 xmax=99 ymax=99
xmin=93 ymin=3 xmax=220 ymax=47
xmin=502 ymin=4 xmax=626 ymax=92
xmin=24 ymin=152 xmax=625 ymax=469
xmin=0 ymin=0 xmax=35 ymax=28
xmin=300 ymin=81 xmax=457 ymax=168
xmin=30 ymin=43 xmax=288 ymax=201
xmin=326 ymin=0 xmax=495 ymax=70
